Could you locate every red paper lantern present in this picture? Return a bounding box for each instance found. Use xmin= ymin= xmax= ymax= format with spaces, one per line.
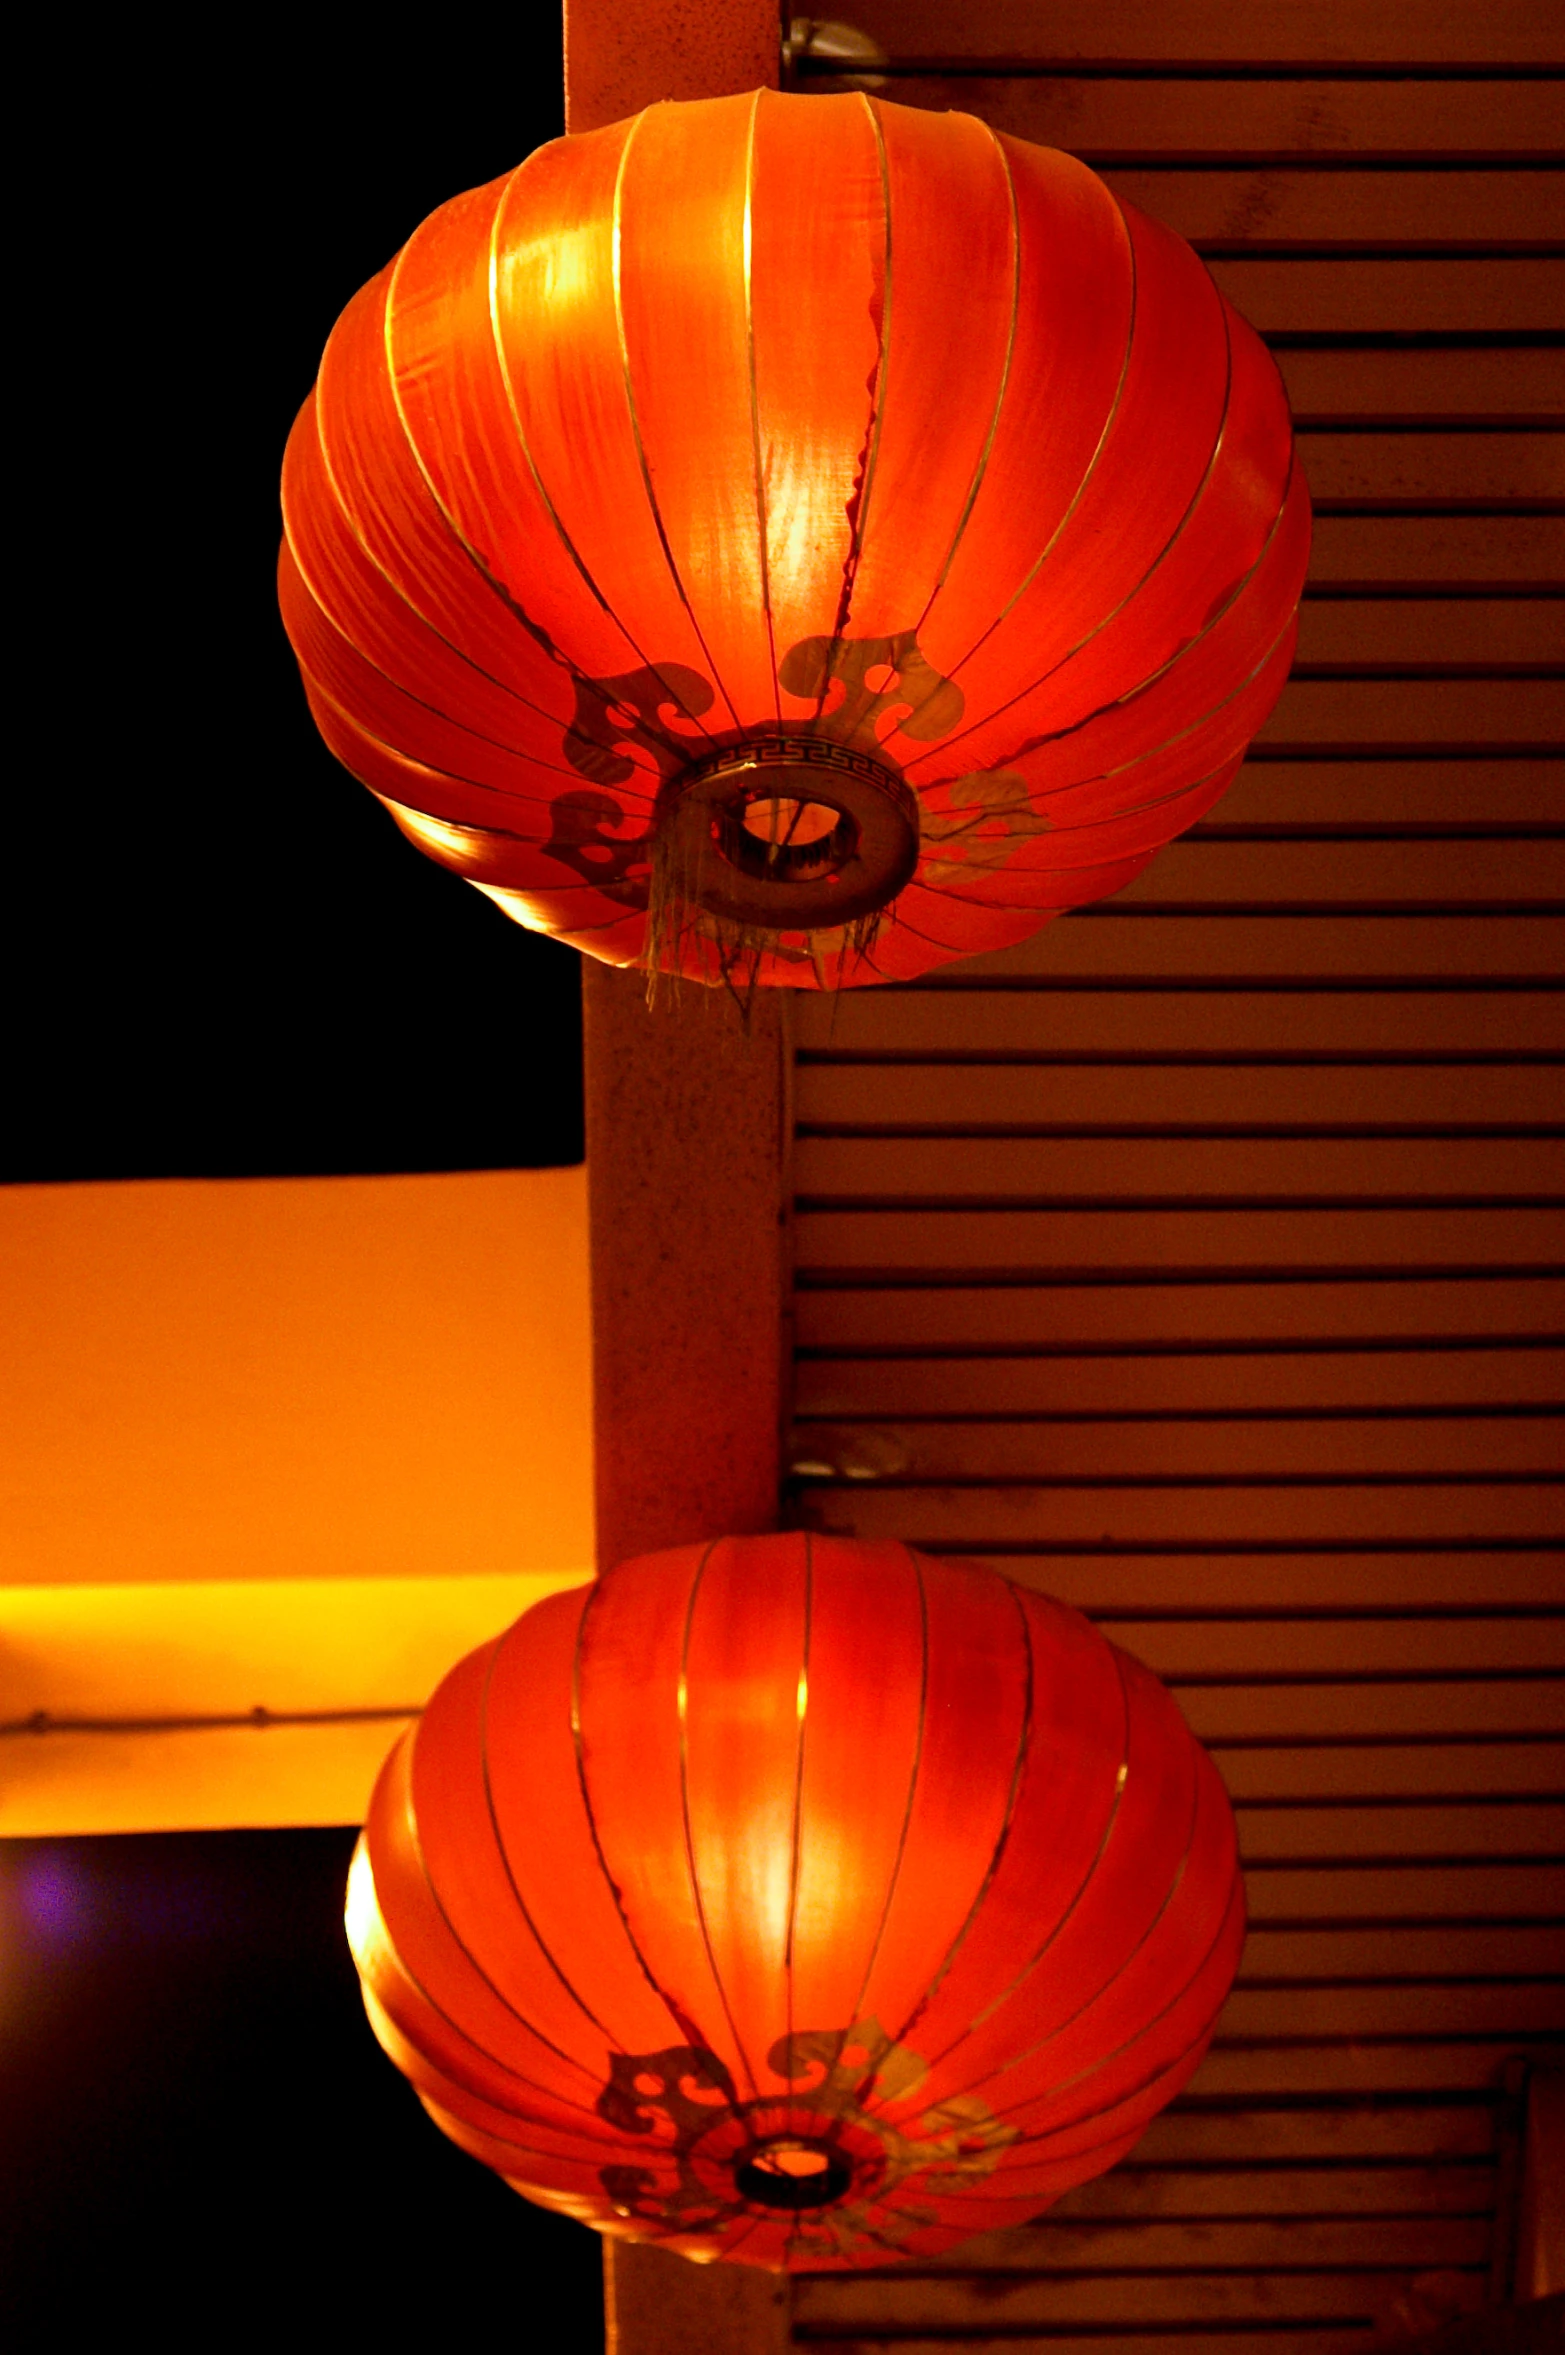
xmin=347 ymin=1536 xmax=1244 ymax=2268
xmin=280 ymin=90 xmax=1308 ymax=991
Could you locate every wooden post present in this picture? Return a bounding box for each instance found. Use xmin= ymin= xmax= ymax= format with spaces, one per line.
xmin=584 ymin=977 xmax=789 ymax=1576
xmin=564 ymin=4 xmax=791 ymax=2346
xmin=565 ymin=0 xmax=782 ymax=129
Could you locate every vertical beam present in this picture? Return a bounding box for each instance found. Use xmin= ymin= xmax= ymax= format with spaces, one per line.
xmin=566 ymin=0 xmax=789 ymax=1578
xmin=604 ymin=2238 xmax=791 ymax=2355
xmin=566 ymin=0 xmax=781 ymax=129
xmin=565 ymin=6 xmax=790 ymax=2346
xmin=583 ymin=975 xmax=789 ymax=1574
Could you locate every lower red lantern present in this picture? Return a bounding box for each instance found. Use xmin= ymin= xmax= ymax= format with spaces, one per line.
xmin=347 ymin=1535 xmax=1244 ymax=2268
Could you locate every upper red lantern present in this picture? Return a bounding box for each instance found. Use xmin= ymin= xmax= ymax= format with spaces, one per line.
xmin=282 ymin=91 xmax=1308 ymax=990
xmin=346 ymin=1535 xmax=1245 ymax=2269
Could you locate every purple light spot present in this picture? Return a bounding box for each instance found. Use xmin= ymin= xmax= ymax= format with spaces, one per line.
xmin=18 ymin=1853 xmax=95 ymax=1946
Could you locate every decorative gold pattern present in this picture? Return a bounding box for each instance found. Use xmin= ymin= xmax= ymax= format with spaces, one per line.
xmin=778 ymin=631 xmax=963 ymax=751
xmin=920 ymin=768 xmax=1053 ymax=886
xmin=564 ymin=662 xmax=714 ymax=787
xmin=596 ymin=2017 xmax=1018 ymax=2260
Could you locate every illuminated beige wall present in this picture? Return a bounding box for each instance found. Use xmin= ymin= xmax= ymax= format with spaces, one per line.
xmin=1 ymin=1168 xmax=594 ymax=1831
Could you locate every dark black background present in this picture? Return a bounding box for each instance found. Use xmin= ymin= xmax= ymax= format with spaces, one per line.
xmin=7 ymin=27 xmax=583 ymax=1184
xmin=0 ymin=1831 xmax=603 ymax=2341
xmin=5 ymin=24 xmax=599 ymax=2341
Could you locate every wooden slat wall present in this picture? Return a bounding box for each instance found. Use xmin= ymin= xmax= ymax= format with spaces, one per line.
xmin=785 ymin=7 xmax=1563 ymax=2349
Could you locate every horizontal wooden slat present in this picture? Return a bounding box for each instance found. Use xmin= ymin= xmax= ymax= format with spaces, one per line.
xmin=1192 ymin=2039 xmax=1558 ymax=2098
xmin=988 ymin=1554 xmax=1565 ymax=1615
xmin=859 ymin=76 xmax=1562 ymax=161
xmin=1295 ymin=434 xmax=1563 ymax=507
xmin=806 ymin=1484 xmax=1563 ymax=1549
xmin=796 ymin=1208 xmax=1563 ymax=1270
xmin=1240 ymin=1923 xmax=1565 ymax=1968
xmin=1255 ymin=680 xmax=1563 ymax=743
xmin=1118 ymin=1618 xmax=1565 ymax=1676
xmin=794 ymin=1136 xmax=1562 ymax=1194
xmin=792 ymin=982 xmax=1565 ymax=1054
xmin=1124 ymin=838 xmax=1562 ymax=890
xmin=793 ymin=1416 xmax=1560 ymax=1478
xmin=1308 ymin=514 xmax=1563 ymax=583
xmin=830 ymin=2 xmax=1562 ymax=68
xmin=1136 ymin=2105 xmax=1496 ymax=2163
xmin=795 ymin=1352 xmax=1565 ymax=1420
xmin=1009 ymin=1604 xmax=1563 ymax=1678
xmin=914 ymin=2217 xmax=1492 ymax=2273
xmin=1294 ymin=601 xmax=1564 ymax=668
xmin=1217 ymin=1981 xmax=1565 ymax=2034
xmin=1236 ymin=1803 xmax=1565 ymax=1859
xmin=795 ymin=1065 xmax=1564 ymax=1125
xmin=1243 ymin=1860 xmax=1565 ymax=1917
xmin=910 ymin=918 xmax=1563 ymax=979
xmin=1104 ymin=169 xmax=1565 ymax=248
xmin=1233 ymin=1865 xmax=1562 ymax=1921
xmin=1278 ymin=346 xmax=1565 ymax=419
xmin=791 ymin=2335 xmax=1374 ymax=2355
xmin=1214 ymin=258 xmax=1565 ymax=335
xmin=796 ymin=1289 xmax=1563 ymax=1352
xmin=1202 ymin=1743 xmax=1564 ymax=1801
xmin=793 ymin=2271 xmax=1471 ymax=2331
xmin=1205 ymin=760 xmax=1565 ymax=830
xmin=1119 ymin=836 xmax=1565 ymax=897
xmin=1049 ymin=2164 xmax=1496 ymax=2220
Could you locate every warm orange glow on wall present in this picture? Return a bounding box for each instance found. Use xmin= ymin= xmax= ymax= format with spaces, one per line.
xmin=2 ymin=1169 xmax=594 ymax=1833
xmin=348 ymin=1534 xmax=1244 ymax=2269
xmin=281 ymin=89 xmax=1307 ymax=991
xmin=0 ymin=1574 xmax=591 ymax=1835
xmin=4 ymin=1169 xmax=592 ymax=1587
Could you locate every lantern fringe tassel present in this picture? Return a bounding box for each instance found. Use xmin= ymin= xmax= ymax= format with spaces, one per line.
xmin=641 ymin=815 xmax=890 ymax=1018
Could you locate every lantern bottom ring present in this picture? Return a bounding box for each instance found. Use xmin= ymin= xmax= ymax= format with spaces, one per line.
xmin=733 ymin=2135 xmax=855 ymax=2211
xmin=657 ymin=735 xmax=919 ymax=932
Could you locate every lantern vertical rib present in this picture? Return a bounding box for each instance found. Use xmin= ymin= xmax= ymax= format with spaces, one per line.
xmin=741 ymin=89 xmax=781 ymax=731
xmin=676 ymin=1540 xmax=765 ymax=2103
xmin=994 ymin=1872 xmax=1246 ymax=2147
xmin=927 ymin=571 xmax=1301 ymax=804
xmin=300 ymin=275 xmax=618 ymax=752
xmin=879 ymin=1574 xmax=1037 ymax=2061
xmin=486 ymin=132 xmax=722 ymax=749
xmin=909 ymin=119 xmax=1023 ymax=660
xmin=359 ymin=1741 xmax=610 ymax=2109
xmin=567 ymin=1576 xmax=711 ymax=2057
xmin=473 ymin=1631 xmax=630 ymax=2065
xmin=479 ymin=165 xmax=631 ymax=633
xmin=938 ymin=1718 xmax=1205 ymax=2103
xmin=780 ymin=1530 xmax=813 ymax=2145
xmin=367 ymin=175 xmax=695 ymax=775
xmin=611 ymin=107 xmax=747 ymax=736
xmin=949 ymin=201 xmax=1139 ymax=680
xmin=819 ymin=92 xmax=894 ymax=683
xmin=920 ymin=248 xmax=1236 ymax=760
xmin=839 ymin=1545 xmax=932 ymax=2064
xmin=929 ymin=1651 xmax=1143 ymax=2069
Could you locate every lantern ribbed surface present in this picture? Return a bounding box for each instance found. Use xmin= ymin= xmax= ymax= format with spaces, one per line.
xmin=347 ymin=1536 xmax=1245 ymax=2269
xmin=280 ymin=89 xmax=1308 ymax=991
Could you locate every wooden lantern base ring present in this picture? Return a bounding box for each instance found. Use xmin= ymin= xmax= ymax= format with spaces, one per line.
xmin=659 ymin=736 xmax=920 ymax=932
